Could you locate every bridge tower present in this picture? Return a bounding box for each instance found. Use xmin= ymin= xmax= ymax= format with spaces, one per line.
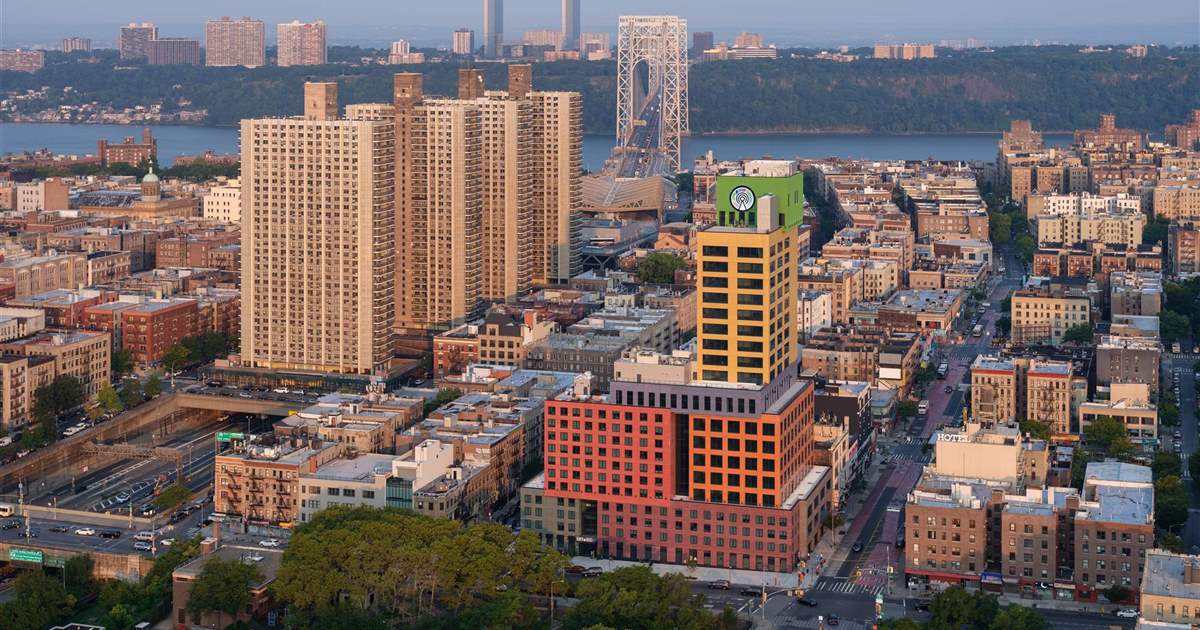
xmin=616 ymin=15 xmax=689 ymax=171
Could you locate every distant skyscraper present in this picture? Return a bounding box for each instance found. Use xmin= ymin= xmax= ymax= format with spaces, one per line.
xmin=118 ymin=23 xmax=158 ymax=60
xmin=277 ymin=20 xmax=327 ymax=67
xmin=388 ymin=40 xmax=425 ymax=64
xmin=561 ymin=0 xmax=580 ymax=51
xmin=62 ymin=37 xmax=92 ymax=53
xmin=240 ymin=82 xmax=395 ymax=375
xmin=692 ymin=31 xmax=714 ymax=57
xmin=581 ymin=32 xmax=611 ymax=59
xmin=206 ymin=17 xmax=266 ymax=67
xmin=452 ymin=28 xmax=475 ymax=55
xmin=734 ymin=32 xmax=764 ymax=48
xmin=483 ymin=0 xmax=503 ymax=58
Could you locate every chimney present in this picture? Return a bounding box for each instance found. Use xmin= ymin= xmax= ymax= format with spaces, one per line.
xmin=304 ymin=82 xmax=338 ymax=121
xmin=1186 ymin=558 xmax=1200 ymax=585
xmin=458 ymin=68 xmax=485 ymax=100
xmin=200 ymin=535 xmax=219 ymax=555
xmin=507 ymin=64 xmax=532 ymax=99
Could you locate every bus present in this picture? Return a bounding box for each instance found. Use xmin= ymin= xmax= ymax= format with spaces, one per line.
xmin=972 ymin=324 xmax=984 ymax=337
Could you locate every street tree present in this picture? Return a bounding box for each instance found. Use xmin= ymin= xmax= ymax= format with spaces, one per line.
xmin=162 ymin=344 xmax=191 ymax=374
xmin=98 ymin=383 xmax=123 ymax=414
xmin=186 ymin=557 xmax=262 ymax=628
xmin=989 ymin=605 xmax=1048 ymax=630
xmin=144 ymin=373 xmax=163 ymax=399
xmin=636 ymin=252 xmax=686 ymax=285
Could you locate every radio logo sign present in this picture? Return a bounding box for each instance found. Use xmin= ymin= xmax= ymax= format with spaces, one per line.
xmin=729 ymin=186 xmax=755 ymax=213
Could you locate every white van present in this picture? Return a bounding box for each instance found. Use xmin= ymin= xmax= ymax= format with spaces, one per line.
xmin=0 ymin=503 xmax=15 ymax=518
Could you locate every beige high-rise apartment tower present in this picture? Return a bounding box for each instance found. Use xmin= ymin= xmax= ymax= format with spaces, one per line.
xmin=206 ymin=17 xmax=266 ymax=67
xmin=393 ymin=65 xmax=581 ymax=336
xmin=277 ymin=20 xmax=327 ymax=67
xmin=240 ymin=82 xmax=395 ymax=375
xmin=394 ymin=73 xmax=485 ymax=336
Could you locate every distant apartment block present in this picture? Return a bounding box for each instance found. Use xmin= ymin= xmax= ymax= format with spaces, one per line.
xmin=452 ymin=28 xmax=475 ymax=55
xmin=388 ymin=40 xmax=425 ymax=64
xmin=118 ymin=23 xmax=158 ymax=60
xmin=0 ymin=330 xmax=111 ymax=397
xmin=206 ymin=17 xmax=266 ymax=68
xmin=62 ymin=37 xmax=92 ymax=53
xmin=1165 ymin=109 xmax=1200 ymax=150
xmin=0 ymin=50 xmax=45 ymax=73
xmin=147 ymin=38 xmax=201 ymax=66
xmin=1010 ymin=284 xmax=1091 ymax=346
xmin=873 ymin=43 xmax=935 ymax=59
xmin=277 ymin=21 xmax=327 ymax=67
xmin=97 ymin=128 xmax=157 ymax=167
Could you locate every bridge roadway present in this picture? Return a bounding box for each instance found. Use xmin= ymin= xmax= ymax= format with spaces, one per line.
xmin=0 ymin=388 xmax=320 ymax=497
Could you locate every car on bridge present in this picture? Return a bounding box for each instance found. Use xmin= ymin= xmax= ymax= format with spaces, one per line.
xmin=74 ymin=527 xmax=97 ymax=536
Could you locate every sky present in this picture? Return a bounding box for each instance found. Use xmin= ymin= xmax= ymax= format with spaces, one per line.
xmin=4 ymin=0 xmax=1197 ymax=48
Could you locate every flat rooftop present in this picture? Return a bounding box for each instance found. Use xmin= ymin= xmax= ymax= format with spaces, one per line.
xmin=1141 ymin=550 xmax=1200 ymax=601
xmin=307 ymin=453 xmax=396 ymax=482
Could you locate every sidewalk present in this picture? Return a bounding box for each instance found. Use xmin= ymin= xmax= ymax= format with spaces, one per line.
xmin=571 ymin=556 xmax=799 ymax=589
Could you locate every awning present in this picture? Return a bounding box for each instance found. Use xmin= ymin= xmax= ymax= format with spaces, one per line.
xmin=980 ymin=572 xmax=1004 ymax=585
xmin=906 ymin=569 xmax=978 ymax=583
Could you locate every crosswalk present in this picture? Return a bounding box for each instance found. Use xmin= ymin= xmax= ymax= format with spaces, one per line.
xmin=811 ymin=577 xmax=886 ymax=596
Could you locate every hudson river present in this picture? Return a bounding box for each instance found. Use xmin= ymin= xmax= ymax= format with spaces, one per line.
xmin=0 ymin=122 xmax=1072 ymax=168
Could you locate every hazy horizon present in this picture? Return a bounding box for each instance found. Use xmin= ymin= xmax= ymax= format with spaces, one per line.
xmin=4 ymin=0 xmax=1197 ymax=49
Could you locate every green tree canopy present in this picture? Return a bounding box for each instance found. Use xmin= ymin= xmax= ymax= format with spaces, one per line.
xmin=1156 ymin=475 xmax=1190 ymax=531
xmin=186 ymin=557 xmax=263 ymax=627
xmin=1014 ymin=234 xmax=1036 ymax=263
xmin=144 ymin=373 xmax=163 ymax=399
xmin=989 ymin=605 xmax=1048 ymax=630
xmin=564 ymin=566 xmax=718 ymax=630
xmin=926 ymin=586 xmax=999 ymax=630
xmin=988 ymin=212 xmax=1012 ymax=245
xmin=119 ymin=378 xmax=144 ymax=409
xmin=1153 ymin=452 xmax=1183 ymax=479
xmin=1101 ymin=584 xmax=1132 ymax=604
xmin=112 ymin=349 xmax=134 ymax=376
xmin=0 ymin=569 xmax=74 ymax=628
xmin=1083 ymin=415 xmax=1127 ymax=451
xmin=153 ymin=484 xmax=192 ymax=513
xmin=1161 ymin=310 xmax=1190 ymax=344
xmin=1062 ymin=324 xmax=1092 ymax=345
xmin=162 ymin=344 xmax=192 ymax=373
xmin=637 ymin=252 xmax=687 ymax=285
xmin=98 ymin=382 xmax=123 ymax=414
xmin=1019 ymin=419 xmax=1051 ymax=441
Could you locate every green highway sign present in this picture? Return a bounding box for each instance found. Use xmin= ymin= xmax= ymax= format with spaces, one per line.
xmin=217 ymin=432 xmax=246 ymax=442
xmin=45 ymin=556 xmax=65 ymax=568
xmin=9 ymin=548 xmax=43 ymax=563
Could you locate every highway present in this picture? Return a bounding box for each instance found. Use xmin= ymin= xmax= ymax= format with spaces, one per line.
xmin=615 ymin=86 xmax=668 ymax=179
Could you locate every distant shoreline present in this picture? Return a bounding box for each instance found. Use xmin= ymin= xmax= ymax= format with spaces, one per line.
xmin=1 ymin=120 xmax=1092 ymax=136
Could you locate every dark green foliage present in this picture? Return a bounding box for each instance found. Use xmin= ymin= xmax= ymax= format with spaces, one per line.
xmin=637 ymin=252 xmax=687 ymax=284
xmin=4 ymin=46 xmax=1197 ymax=134
xmin=1019 ymin=419 xmax=1051 ymax=440
xmin=1102 ymin=584 xmax=1133 ymax=605
xmin=424 ymin=387 xmax=464 ymax=414
xmin=185 ymin=557 xmax=263 ymax=626
xmin=272 ymin=506 xmax=573 ymax=628
xmin=1144 ymin=217 xmax=1169 ymax=247
xmin=564 ymin=566 xmax=721 ymax=630
xmin=0 ymin=569 xmax=74 ymax=628
xmin=926 ymin=586 xmax=999 ymax=630
xmin=1155 ymin=475 xmax=1190 ymax=531
xmin=1062 ymin=324 xmax=1092 ymax=345
xmin=1153 ymin=452 xmax=1183 ymax=479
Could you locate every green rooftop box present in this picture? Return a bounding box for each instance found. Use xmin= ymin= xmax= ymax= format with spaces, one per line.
xmin=715 ymin=160 xmax=805 ymax=229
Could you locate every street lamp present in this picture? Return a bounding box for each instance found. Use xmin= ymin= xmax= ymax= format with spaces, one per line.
xmin=549 ymin=577 xmax=566 ymax=626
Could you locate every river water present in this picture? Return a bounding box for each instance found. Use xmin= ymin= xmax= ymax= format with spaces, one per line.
xmin=0 ymin=122 xmax=1072 ymax=168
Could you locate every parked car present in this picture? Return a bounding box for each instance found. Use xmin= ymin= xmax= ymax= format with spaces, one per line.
xmin=258 ymin=538 xmax=282 ymax=548
xmin=1116 ymin=609 xmax=1139 ymax=619
xmin=159 ymin=537 xmax=176 ymax=547
xmin=133 ymin=541 xmax=152 ymax=552
xmin=74 ymin=527 xmax=97 ymax=536
xmin=134 ymin=531 xmax=155 ymax=542
xmin=1 ymin=520 xmax=19 ymax=530
xmin=565 ymin=565 xmax=586 ymax=575
xmin=582 ymin=567 xmax=604 ymax=578
xmin=707 ymin=579 xmax=731 ymax=590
